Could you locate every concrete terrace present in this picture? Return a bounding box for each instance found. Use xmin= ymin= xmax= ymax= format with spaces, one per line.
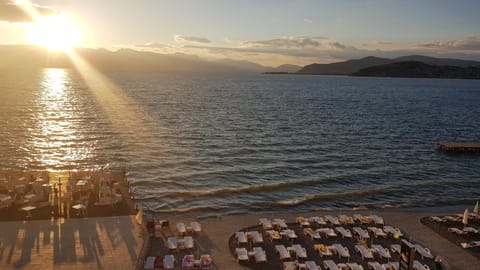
xmin=0 ymin=215 xmax=145 ymax=270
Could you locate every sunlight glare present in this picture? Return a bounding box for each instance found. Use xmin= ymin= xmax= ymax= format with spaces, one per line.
xmin=28 ymin=15 xmax=83 ymax=51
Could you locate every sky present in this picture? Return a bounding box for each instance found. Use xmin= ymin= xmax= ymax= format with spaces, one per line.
xmin=1 ymin=0 xmax=480 ymax=66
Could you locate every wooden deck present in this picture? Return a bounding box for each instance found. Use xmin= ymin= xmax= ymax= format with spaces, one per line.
xmin=436 ymin=141 xmax=480 ymax=153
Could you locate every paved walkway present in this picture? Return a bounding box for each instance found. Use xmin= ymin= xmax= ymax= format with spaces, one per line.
xmin=0 ymin=215 xmax=145 ymax=270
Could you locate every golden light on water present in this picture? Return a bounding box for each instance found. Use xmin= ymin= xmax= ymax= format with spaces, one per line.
xmin=66 ymin=50 xmax=152 ymax=138
xmin=30 ymin=68 xmax=93 ymax=169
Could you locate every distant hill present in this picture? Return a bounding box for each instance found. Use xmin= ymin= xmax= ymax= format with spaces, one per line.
xmin=352 ymin=61 xmax=480 ymax=79
xmin=297 ymin=55 xmax=480 ymax=75
xmin=0 ymin=45 xmax=296 ymax=74
xmin=266 ymin=64 xmax=302 ymax=73
xmin=297 ymin=56 xmax=391 ymax=75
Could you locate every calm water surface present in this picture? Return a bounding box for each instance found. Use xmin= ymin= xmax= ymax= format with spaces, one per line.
xmin=1 ymin=69 xmax=479 ymax=217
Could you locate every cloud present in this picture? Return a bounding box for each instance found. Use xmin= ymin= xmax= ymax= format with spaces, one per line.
xmin=0 ymin=0 xmax=59 ymax=22
xmin=135 ymin=42 xmax=170 ymax=48
xmin=417 ymin=35 xmax=480 ymax=51
xmin=303 ymin=18 xmax=313 ymax=24
xmin=244 ymin=36 xmax=327 ymax=48
xmin=174 ymin=35 xmax=211 ymax=43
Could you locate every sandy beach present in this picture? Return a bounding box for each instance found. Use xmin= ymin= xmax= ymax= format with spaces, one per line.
xmin=146 ymin=206 xmax=479 ymax=270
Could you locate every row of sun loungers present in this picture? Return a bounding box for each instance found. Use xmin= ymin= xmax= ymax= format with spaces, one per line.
xmin=176 ymin=221 xmax=202 ymax=236
xmin=167 ymin=236 xmax=194 ymax=250
xmin=235 ymin=246 xmax=267 ymax=263
xmin=144 ymin=254 xmax=212 ymax=269
xmin=447 ymin=226 xmax=479 ymax=235
xmin=261 ymin=214 xmax=385 ymax=230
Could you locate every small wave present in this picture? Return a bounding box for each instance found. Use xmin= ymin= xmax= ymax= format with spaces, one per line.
xmin=152 ymin=205 xmax=224 ymax=214
xmin=268 ymin=186 xmax=393 ymax=207
xmin=170 ymin=178 xmax=322 ymax=197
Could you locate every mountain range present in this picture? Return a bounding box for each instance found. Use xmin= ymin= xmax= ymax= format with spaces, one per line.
xmin=296 ymin=55 xmax=480 ymax=75
xmin=0 ymin=45 xmax=301 ymax=73
xmin=1 ymin=45 xmax=480 ymax=79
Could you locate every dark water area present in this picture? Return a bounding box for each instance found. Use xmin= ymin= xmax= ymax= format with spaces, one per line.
xmin=1 ymin=69 xmax=479 ymax=217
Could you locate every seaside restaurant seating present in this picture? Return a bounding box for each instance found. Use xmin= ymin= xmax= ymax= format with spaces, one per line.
xmin=235 ymin=231 xmax=248 ymax=245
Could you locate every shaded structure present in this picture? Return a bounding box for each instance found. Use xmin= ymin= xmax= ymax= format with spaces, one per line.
xmin=436 ymin=141 xmax=480 ymax=154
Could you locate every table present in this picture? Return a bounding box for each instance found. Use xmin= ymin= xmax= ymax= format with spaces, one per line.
xmin=72 ymin=204 xmax=87 ymax=216
xmin=21 ymin=206 xmax=37 ymax=219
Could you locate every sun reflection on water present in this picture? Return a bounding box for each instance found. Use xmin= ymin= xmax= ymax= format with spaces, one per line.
xmin=28 ymin=68 xmax=95 ymax=170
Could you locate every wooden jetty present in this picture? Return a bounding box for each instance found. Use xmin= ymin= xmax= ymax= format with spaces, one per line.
xmin=436 ymin=141 xmax=480 ymax=153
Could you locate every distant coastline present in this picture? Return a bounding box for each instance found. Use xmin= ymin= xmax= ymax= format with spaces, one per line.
xmin=264 ymin=55 xmax=480 ymax=80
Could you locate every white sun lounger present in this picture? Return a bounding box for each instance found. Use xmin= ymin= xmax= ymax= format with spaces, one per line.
xmin=283 ymin=261 xmax=298 ymax=270
xmin=448 ymin=227 xmax=467 ymax=235
xmin=353 ymin=227 xmax=370 ymax=239
xmin=309 ymin=216 xmax=327 ymax=226
xmin=413 ymin=244 xmax=433 ymax=259
xmin=273 ymin=218 xmax=288 ymax=229
xmin=329 ymin=243 xmax=350 ymax=259
xmin=247 ymin=231 xmax=264 ymax=244
xmin=163 ymin=254 xmax=175 ymax=269
xmin=463 ymin=227 xmax=479 ymax=234
xmin=338 ymin=214 xmax=355 ymax=225
xmin=305 ymin=261 xmax=320 ymax=270
xmin=266 ymin=230 xmax=282 ymax=241
xmin=429 ymin=216 xmax=444 ymax=222
xmin=290 ymin=244 xmax=307 ymax=259
xmin=413 ymin=260 xmax=430 ymax=270
xmin=372 ymin=244 xmax=391 ymax=259
xmin=383 ymin=226 xmax=403 ymax=237
xmin=325 ymin=215 xmax=341 ymax=225
xmin=260 ymin=218 xmax=273 ymax=229
xmin=235 ymin=248 xmax=249 ymax=262
xmin=342 ymin=263 xmax=364 ymax=270
xmin=323 ymin=260 xmax=340 ymax=270
xmin=390 ymin=244 xmax=401 ymax=254
xmin=176 ymin=222 xmax=186 ymax=235
xmin=355 ymin=245 xmax=374 ymax=259
xmin=281 ymin=229 xmax=298 ymax=240
xmin=253 ymin=247 xmax=267 ymax=263
xmin=314 ymin=244 xmax=333 ymax=257
xmin=296 ymin=216 xmax=311 ymax=227
xmin=461 ymin=241 xmax=480 ymax=248
xmin=167 ymin=237 xmax=178 ymax=250
xmin=335 ymin=226 xmax=353 ymax=238
xmin=183 ymin=236 xmax=194 ymax=249
xmin=368 ymin=227 xmax=387 ymax=238
xmin=368 ymin=262 xmax=386 ymax=270
xmin=368 ymin=215 xmax=384 ymax=225
xmin=317 ymin=228 xmax=337 ymax=238
xmin=190 ymin=221 xmax=202 ymax=233
xmin=304 ymin=228 xmax=321 ymax=240
xmin=443 ymin=215 xmax=459 ymax=222
xmin=236 ymin=231 xmax=248 ymax=244
xmin=383 ymin=262 xmax=399 ymax=270
xmin=275 ymin=245 xmax=291 ymax=260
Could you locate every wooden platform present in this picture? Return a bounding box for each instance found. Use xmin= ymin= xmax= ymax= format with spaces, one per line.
xmin=437 ymin=141 xmax=480 ymax=153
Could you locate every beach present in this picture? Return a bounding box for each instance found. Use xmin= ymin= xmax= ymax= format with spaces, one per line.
xmin=144 ymin=206 xmax=479 ymax=270
xmin=0 ymin=199 xmax=478 ymax=269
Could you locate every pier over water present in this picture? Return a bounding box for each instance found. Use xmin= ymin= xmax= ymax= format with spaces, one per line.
xmin=436 ymin=141 xmax=480 ymax=153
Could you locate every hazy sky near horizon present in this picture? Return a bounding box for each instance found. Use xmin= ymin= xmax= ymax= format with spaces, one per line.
xmin=1 ymin=0 xmax=480 ymax=66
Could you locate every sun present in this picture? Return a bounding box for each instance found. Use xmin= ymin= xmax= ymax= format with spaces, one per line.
xmin=28 ymin=15 xmax=83 ymax=51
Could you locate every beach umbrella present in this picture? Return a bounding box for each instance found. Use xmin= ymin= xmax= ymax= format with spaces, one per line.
xmin=474 ymin=201 xmax=479 ymax=215
xmin=462 ymin=208 xmax=469 ymax=227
